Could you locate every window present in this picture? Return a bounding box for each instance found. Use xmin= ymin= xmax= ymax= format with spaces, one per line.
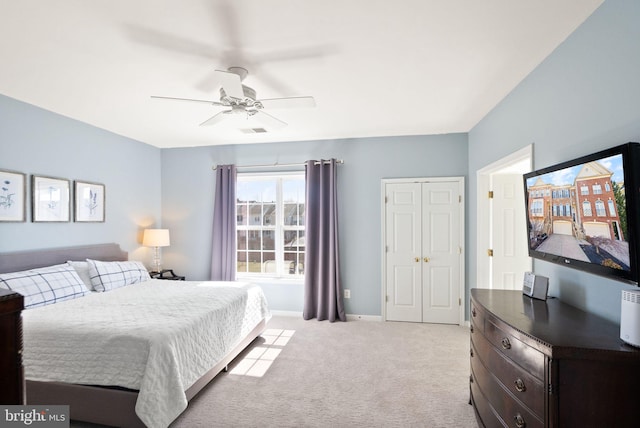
xmin=583 ymin=200 xmax=592 ymax=217
xmin=605 ymin=182 xmax=611 ymax=192
xmin=531 ymin=199 xmax=544 ymax=216
xmin=595 ymin=200 xmax=606 ymax=217
xmin=581 ymin=185 xmax=589 ymax=195
xmin=608 ymin=199 xmax=616 ymax=216
xmin=236 ymin=173 xmax=305 ymax=278
xmin=593 ymin=184 xmax=602 ymax=195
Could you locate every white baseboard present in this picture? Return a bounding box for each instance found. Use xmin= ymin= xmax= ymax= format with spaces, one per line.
xmin=269 ymin=310 xmax=382 ymax=321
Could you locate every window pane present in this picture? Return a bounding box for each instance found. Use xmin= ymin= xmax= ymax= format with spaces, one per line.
xmin=249 ymin=204 xmax=262 ymax=225
xmin=237 ymin=230 xmax=247 ymax=250
xmin=237 ymin=251 xmax=248 ymax=273
xmin=284 ymin=203 xmax=297 ymax=226
xmin=236 ymin=204 xmax=247 ymax=226
xmin=248 ymin=231 xmax=261 ymax=250
xmin=262 ymin=252 xmax=276 ymax=273
xmin=262 ymin=230 xmax=275 ymax=250
xmin=283 ymin=179 xmax=305 ymax=203
xmin=263 ymin=204 xmax=276 ymax=226
xmin=248 ymin=252 xmax=262 ymax=272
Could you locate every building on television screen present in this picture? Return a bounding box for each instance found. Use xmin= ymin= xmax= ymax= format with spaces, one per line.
xmin=527 ymin=157 xmax=629 ymax=270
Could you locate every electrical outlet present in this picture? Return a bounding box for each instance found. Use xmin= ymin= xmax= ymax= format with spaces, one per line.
xmin=344 ymin=289 xmax=351 ymax=299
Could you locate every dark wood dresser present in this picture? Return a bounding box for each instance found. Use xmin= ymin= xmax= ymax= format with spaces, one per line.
xmin=0 ymin=288 xmax=24 ymax=404
xmin=470 ymin=288 xmax=640 ymax=428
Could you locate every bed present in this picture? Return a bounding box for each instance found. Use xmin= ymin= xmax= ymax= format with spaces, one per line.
xmin=0 ymin=243 xmax=270 ymax=428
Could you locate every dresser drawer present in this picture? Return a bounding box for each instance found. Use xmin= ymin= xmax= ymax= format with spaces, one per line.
xmin=472 ymin=334 xmax=545 ymax=417
xmin=471 ymin=352 xmax=544 ymax=428
xmin=470 ymin=371 xmax=507 ymax=428
xmin=470 ymin=300 xmax=485 ymax=334
xmin=485 ymin=319 xmax=545 ymax=380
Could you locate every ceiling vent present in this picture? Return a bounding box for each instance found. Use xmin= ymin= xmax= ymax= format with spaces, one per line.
xmin=240 ymin=127 xmax=268 ymax=134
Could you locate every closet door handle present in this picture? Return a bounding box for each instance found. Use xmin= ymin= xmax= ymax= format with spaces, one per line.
xmin=414 ymin=257 xmax=420 ymax=262
xmin=423 ymin=257 xmax=430 ymax=262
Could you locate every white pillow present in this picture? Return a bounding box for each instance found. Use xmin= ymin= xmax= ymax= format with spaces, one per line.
xmin=67 ymin=260 xmax=94 ymax=290
xmin=87 ymin=259 xmax=150 ymax=292
xmin=0 ymin=263 xmax=89 ymax=309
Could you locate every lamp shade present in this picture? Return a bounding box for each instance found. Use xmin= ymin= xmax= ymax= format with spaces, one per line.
xmin=143 ymin=229 xmax=170 ymax=247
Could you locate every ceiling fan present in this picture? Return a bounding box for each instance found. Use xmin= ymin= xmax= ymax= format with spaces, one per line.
xmin=151 ymin=67 xmax=315 ymax=129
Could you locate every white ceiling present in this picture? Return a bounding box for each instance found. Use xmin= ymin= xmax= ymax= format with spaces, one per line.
xmin=0 ymin=0 xmax=603 ymax=149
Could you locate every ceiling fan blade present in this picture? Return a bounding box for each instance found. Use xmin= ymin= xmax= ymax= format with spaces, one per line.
xmin=253 ymin=110 xmax=287 ymax=129
xmin=151 ymin=95 xmax=225 ymax=106
xmin=200 ymin=111 xmax=228 ymax=126
xmin=215 ymin=69 xmax=245 ymax=99
xmin=260 ymin=96 xmax=316 ymax=109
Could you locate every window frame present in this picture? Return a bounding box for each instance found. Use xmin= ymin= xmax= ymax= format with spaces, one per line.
xmin=235 ymin=171 xmax=306 ymax=281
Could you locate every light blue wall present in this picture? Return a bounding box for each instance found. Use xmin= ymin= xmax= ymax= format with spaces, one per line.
xmin=161 ymin=135 xmax=468 ymax=315
xmin=0 ymin=95 xmax=161 ymax=263
xmin=469 ymin=0 xmax=640 ymax=322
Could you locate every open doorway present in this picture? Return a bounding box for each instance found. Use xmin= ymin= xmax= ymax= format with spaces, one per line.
xmin=477 ymin=145 xmax=533 ymax=289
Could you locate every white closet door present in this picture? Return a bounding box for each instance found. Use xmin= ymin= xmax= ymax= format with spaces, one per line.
xmin=384 ymin=179 xmax=463 ymax=324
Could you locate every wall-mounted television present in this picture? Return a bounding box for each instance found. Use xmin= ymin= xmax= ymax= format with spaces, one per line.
xmin=523 ymin=142 xmax=640 ymax=284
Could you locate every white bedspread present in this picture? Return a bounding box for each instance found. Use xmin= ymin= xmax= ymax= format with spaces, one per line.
xmin=22 ymin=279 xmax=270 ymax=428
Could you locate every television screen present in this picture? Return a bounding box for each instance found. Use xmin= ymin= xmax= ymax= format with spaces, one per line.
xmin=524 ymin=143 xmax=640 ymax=284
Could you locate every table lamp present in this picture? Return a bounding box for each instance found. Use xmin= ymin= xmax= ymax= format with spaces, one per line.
xmin=143 ymin=228 xmax=170 ymax=273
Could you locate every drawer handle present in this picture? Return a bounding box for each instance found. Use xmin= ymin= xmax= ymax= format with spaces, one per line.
xmin=514 ymin=413 xmax=526 ymax=428
xmin=501 ymin=337 xmax=511 ymax=350
xmin=469 ymin=374 xmax=474 ymax=384
xmin=470 ymin=325 xmax=474 ymax=333
xmin=514 ymin=378 xmax=526 ymax=392
xmin=470 ymin=348 xmax=474 ymax=358
xmin=472 ymin=308 xmax=476 ymax=317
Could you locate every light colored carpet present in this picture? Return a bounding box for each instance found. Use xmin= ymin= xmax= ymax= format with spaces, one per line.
xmin=170 ymin=315 xmax=478 ymax=428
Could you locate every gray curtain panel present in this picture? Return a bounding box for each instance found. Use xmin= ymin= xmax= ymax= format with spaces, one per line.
xmin=303 ymin=159 xmax=346 ymax=322
xmin=210 ymin=164 xmax=237 ymax=281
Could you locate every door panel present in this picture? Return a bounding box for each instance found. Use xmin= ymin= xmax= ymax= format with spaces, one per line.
xmin=422 ymin=182 xmax=460 ymax=324
xmin=491 ymin=174 xmax=530 ymax=290
xmin=385 ymin=183 xmax=422 ymax=322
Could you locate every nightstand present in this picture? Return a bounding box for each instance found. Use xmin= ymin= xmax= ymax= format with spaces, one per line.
xmin=0 ymin=288 xmax=25 ymax=404
xmin=150 ymin=269 xmax=185 ymax=281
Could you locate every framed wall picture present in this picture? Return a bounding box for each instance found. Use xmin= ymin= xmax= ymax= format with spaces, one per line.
xmin=74 ymin=180 xmax=105 ymax=222
xmin=0 ymin=169 xmax=26 ymax=222
xmin=32 ymin=175 xmax=70 ymax=222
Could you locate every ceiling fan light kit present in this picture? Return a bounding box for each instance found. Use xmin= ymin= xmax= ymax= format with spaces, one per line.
xmin=152 ymin=66 xmax=315 ymax=130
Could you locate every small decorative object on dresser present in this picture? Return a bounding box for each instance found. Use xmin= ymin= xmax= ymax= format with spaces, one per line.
xmin=0 ymin=288 xmax=25 ymax=404
xmin=150 ymin=269 xmax=185 ymax=281
xmin=470 ymin=288 xmax=640 ymax=428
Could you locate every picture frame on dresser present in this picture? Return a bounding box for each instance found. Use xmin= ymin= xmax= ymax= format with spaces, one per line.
xmin=0 ymin=169 xmax=26 ymax=222
xmin=74 ymin=180 xmax=105 ymax=222
xmin=32 ymin=175 xmax=70 ymax=222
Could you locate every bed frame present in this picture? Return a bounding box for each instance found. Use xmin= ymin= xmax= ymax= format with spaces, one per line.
xmin=1 ymin=243 xmax=267 ymax=427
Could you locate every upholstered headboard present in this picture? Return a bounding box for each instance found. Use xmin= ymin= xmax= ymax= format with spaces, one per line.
xmin=0 ymin=243 xmax=128 ymax=274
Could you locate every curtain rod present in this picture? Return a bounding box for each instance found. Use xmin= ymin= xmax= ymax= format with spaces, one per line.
xmin=211 ymin=159 xmax=344 ymax=171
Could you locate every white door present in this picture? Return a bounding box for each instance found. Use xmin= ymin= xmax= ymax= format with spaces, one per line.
xmin=421 ymin=181 xmax=461 ymax=323
xmin=384 ymin=179 xmax=463 ymax=324
xmin=385 ymin=182 xmax=422 ymax=322
xmin=477 ymin=145 xmax=532 ymax=290
xmin=491 ymin=174 xmax=530 ymax=290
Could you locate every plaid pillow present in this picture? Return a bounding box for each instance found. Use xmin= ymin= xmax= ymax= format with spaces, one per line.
xmin=0 ymin=264 xmax=89 ymax=309
xmin=87 ymin=259 xmax=150 ymax=292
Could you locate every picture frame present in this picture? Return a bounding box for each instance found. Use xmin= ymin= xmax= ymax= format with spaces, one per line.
xmin=0 ymin=169 xmax=26 ymax=222
xmin=74 ymin=180 xmax=105 ymax=222
xmin=32 ymin=175 xmax=70 ymax=222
